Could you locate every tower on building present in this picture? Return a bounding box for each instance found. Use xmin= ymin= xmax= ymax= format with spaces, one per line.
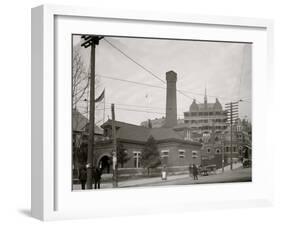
xmin=204 ymin=87 xmax=207 ymax=108
xmin=164 ymin=70 xmax=177 ymax=128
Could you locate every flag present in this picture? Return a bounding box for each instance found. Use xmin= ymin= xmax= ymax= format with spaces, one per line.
xmin=95 ymin=89 xmax=105 ymax=103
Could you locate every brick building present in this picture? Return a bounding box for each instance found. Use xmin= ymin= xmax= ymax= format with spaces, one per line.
xmin=200 ymin=118 xmax=252 ymax=168
xmin=94 ymin=120 xmax=202 ymax=175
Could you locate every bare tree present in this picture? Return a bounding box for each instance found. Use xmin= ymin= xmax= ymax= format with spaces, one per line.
xmin=72 ymin=48 xmax=102 ymax=116
xmin=72 ymin=49 xmax=89 ymax=110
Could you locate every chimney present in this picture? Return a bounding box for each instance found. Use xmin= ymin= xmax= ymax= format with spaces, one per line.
xmin=164 ymin=70 xmax=177 ymax=128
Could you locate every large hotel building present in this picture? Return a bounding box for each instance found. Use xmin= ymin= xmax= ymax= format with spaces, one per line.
xmin=183 ymin=91 xmax=227 ymax=141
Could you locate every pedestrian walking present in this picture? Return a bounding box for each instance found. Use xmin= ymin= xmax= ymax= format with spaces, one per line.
xmin=93 ymin=167 xmax=102 ymax=189
xmin=79 ymin=167 xmax=87 ymax=190
xmin=161 ymin=165 xmax=168 ymax=180
xmin=192 ymin=164 xmax=198 ymax=180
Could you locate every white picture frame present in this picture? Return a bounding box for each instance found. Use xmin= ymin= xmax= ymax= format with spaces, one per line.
xmin=31 ymin=4 xmax=274 ymax=221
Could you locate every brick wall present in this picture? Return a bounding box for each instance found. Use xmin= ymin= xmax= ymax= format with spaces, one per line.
xmin=94 ymin=139 xmax=201 ymax=175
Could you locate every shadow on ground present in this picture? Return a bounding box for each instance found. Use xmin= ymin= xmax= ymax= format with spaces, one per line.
xmin=18 ymin=209 xmax=31 ymax=218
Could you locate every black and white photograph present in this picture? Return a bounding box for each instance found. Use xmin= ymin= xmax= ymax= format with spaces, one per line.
xmin=72 ymin=34 xmax=252 ymax=190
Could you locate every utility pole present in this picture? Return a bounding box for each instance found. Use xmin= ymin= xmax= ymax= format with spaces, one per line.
xmin=81 ymin=35 xmax=103 ymax=189
xmin=111 ymin=104 xmax=118 ymax=188
xmin=222 ymin=133 xmax=225 ymax=173
xmin=225 ymin=101 xmax=239 ymax=170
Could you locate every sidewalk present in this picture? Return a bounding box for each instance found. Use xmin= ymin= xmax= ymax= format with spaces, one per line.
xmin=72 ymin=163 xmax=245 ymax=190
xmin=216 ymin=162 xmax=242 ymax=173
xmin=118 ymin=173 xmax=190 ymax=188
xmin=72 ymin=173 xmax=191 ymax=190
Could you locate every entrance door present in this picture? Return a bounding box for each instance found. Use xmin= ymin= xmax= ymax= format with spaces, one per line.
xmin=99 ymin=155 xmax=111 ymax=174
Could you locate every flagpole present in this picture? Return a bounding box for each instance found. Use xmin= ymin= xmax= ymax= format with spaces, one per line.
xmin=87 ymin=77 xmax=90 ymax=120
xmin=103 ymin=90 xmax=106 ymax=123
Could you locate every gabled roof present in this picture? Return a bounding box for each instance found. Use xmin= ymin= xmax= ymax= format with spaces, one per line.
xmin=117 ymin=123 xmax=150 ymax=142
xmin=149 ymin=127 xmax=182 ymax=141
xmin=101 ymin=119 xmax=201 ymax=146
xmin=102 ymin=120 xmax=150 ymax=142
xmin=189 ymin=98 xmax=223 ymax=112
xmin=72 ymin=109 xmax=88 ymax=131
xmin=197 ymin=103 xmax=215 ymax=110
xmin=72 ymin=109 xmax=103 ymax=134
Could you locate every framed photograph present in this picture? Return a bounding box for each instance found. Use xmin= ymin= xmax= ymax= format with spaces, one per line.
xmin=31 ymin=4 xmax=274 ymax=221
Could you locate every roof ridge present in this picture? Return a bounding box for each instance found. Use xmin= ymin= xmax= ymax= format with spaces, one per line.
xmin=106 ymin=119 xmax=150 ymax=129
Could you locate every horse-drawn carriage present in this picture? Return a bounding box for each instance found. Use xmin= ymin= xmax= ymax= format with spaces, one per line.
xmin=199 ymin=164 xmax=217 ymax=176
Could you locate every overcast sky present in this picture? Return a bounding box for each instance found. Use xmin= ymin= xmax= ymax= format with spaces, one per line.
xmin=73 ymin=35 xmax=252 ymax=126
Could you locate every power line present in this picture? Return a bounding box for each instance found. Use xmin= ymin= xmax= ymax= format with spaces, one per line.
xmin=79 ymin=106 xmax=185 ymax=118
xmin=103 ymin=38 xmax=197 ymax=102
xmin=96 ymin=74 xmax=251 ymax=103
xmin=96 ymin=74 xmax=165 ymax=90
xmin=101 ymin=38 xmax=252 ymax=106
xmin=104 ymin=102 xmax=187 ymax=112
xmin=81 ymin=93 xmax=187 ymax=111
xmin=104 ymin=38 xmax=166 ymax=84
xmin=77 ymin=38 xmax=251 ymax=123
xmin=104 ymin=102 xmax=167 ymax=110
xmin=114 ymin=107 xmax=185 ymax=118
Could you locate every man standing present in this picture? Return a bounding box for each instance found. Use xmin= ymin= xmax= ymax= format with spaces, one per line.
xmin=79 ymin=167 xmax=87 ymax=190
xmin=93 ymin=167 xmax=102 ymax=189
xmin=192 ymin=164 xmax=198 ymax=180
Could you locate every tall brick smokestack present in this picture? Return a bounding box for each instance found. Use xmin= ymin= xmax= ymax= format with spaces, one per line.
xmin=164 ymin=70 xmax=177 ymax=128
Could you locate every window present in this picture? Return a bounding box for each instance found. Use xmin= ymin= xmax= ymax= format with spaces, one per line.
xmin=192 ymin=150 xmax=198 ymax=158
xmin=161 ymin=150 xmax=169 ymax=165
xmin=225 ymin=147 xmax=229 ymax=153
xmin=178 ymin=149 xmax=185 ymax=158
xmin=133 ymin=151 xmax=141 ymax=168
xmin=161 ymin=150 xmax=169 ymax=158
xmin=207 ymin=148 xmax=211 ymax=153
xmin=233 ymin=147 xmax=237 ymax=153
xmin=216 ymin=149 xmax=221 ymax=154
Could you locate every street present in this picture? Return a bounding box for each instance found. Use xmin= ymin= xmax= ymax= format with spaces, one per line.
xmin=130 ymin=167 xmax=252 ymax=187
xmin=73 ymin=167 xmax=251 ymax=190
